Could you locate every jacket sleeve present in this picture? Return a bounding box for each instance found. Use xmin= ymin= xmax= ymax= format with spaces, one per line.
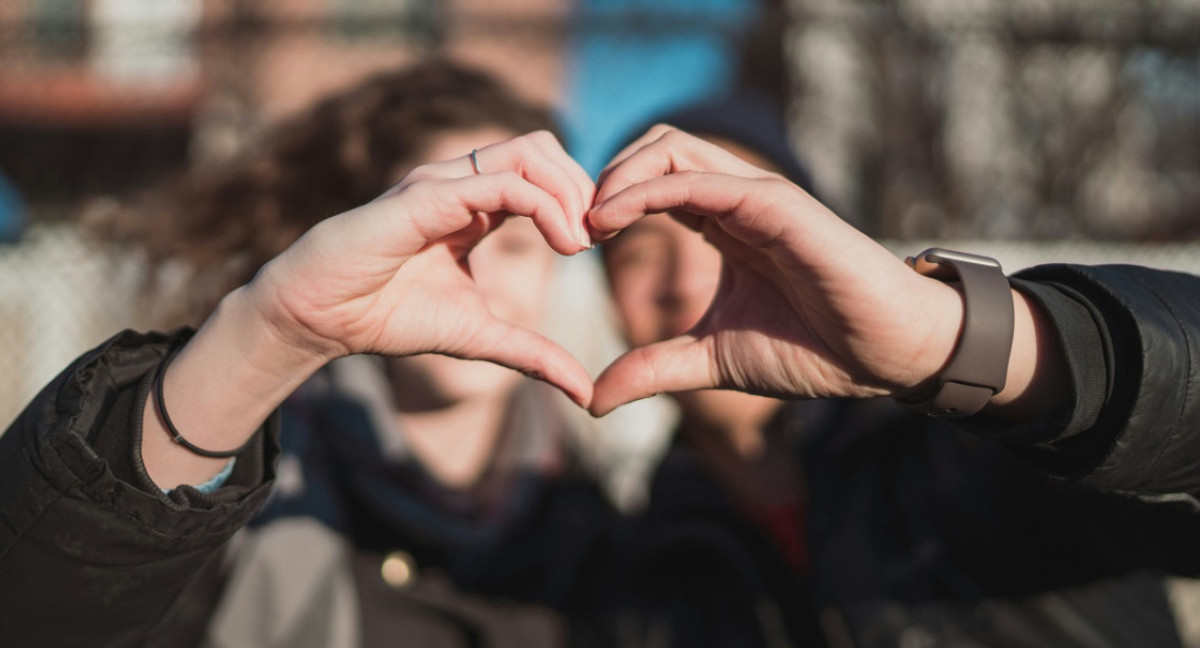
xmin=967 ymin=264 xmax=1200 ymax=498
xmin=0 ymin=329 xmax=279 ymax=647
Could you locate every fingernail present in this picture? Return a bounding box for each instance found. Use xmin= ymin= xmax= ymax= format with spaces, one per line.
xmin=577 ymin=222 xmax=592 ymax=250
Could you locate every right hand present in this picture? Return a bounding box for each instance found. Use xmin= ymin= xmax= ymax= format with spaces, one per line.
xmin=588 ymin=127 xmax=965 ymax=415
xmin=248 ymin=131 xmax=596 ymax=406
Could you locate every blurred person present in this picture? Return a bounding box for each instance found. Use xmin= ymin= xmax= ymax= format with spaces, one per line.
xmin=595 ymin=97 xmax=1200 ymax=647
xmin=0 ymin=61 xmax=618 ymax=647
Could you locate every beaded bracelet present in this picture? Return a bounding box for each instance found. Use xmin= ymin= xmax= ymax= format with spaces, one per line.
xmin=153 ymin=344 xmax=259 ymax=459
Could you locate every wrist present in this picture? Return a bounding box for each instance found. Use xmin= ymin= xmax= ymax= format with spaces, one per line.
xmin=893 ymin=266 xmax=1068 ymax=420
xmin=983 ymin=288 xmax=1069 ymax=418
xmin=141 ymin=287 xmax=330 ymax=489
xmin=894 ymin=249 xmax=1014 ymax=417
xmin=239 ymin=271 xmax=347 ymax=366
xmin=893 ymin=277 xmax=966 ymax=397
xmin=218 ymin=285 xmax=338 ymax=384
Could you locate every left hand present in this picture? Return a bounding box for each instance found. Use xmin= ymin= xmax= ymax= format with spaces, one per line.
xmin=249 ymin=131 xmax=597 ymax=405
xmin=144 ymin=131 xmax=598 ymax=489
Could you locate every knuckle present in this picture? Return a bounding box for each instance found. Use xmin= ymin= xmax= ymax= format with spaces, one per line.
xmin=763 ymin=175 xmax=798 ymax=197
xmin=404 ymin=167 xmax=437 ymax=183
xmin=515 ymin=133 xmax=544 ymax=153
xmin=649 ymin=123 xmax=677 ymax=137
xmin=659 ymin=127 xmax=688 ymax=144
xmin=529 ymin=129 xmax=558 ymax=145
xmin=403 ymin=177 xmax=438 ymax=198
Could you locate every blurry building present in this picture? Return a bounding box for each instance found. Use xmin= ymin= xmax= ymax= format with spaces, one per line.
xmin=786 ymin=0 xmax=1200 ymax=240
xmin=0 ymin=0 xmax=204 ymax=216
xmin=0 ymin=0 xmax=572 ymax=213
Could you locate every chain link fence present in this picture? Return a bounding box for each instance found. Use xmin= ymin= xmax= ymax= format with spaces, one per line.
xmin=0 ymin=226 xmax=146 ymax=428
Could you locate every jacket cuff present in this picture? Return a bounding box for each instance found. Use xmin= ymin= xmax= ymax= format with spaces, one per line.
xmin=0 ymin=329 xmax=278 ymax=546
xmin=120 ymin=330 xmax=278 ymax=510
xmin=0 ymin=329 xmax=282 ymax=643
xmin=972 ymin=264 xmax=1200 ymax=495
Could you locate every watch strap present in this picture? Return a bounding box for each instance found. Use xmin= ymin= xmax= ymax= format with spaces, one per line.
xmin=897 ymin=248 xmax=1014 ymax=417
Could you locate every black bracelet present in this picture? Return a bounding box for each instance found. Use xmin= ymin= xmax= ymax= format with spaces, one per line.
xmin=153 ymin=344 xmax=258 ymax=459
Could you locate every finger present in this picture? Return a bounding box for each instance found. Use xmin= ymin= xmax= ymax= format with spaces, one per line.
xmin=523 ymin=130 xmax=597 ymax=246
xmin=595 ymin=123 xmax=678 ymax=189
xmin=522 ymin=130 xmax=596 ymax=212
xmin=472 ymin=133 xmax=592 ymax=249
xmin=593 ymin=128 xmax=773 ymax=208
xmin=402 ymin=173 xmax=580 ymax=255
xmin=589 ymin=172 xmax=791 ymax=249
xmin=589 ymin=336 xmax=714 ymax=417
xmin=462 ymin=318 xmax=595 ymax=409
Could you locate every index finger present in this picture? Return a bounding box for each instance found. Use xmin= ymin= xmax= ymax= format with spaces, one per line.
xmin=524 ymin=130 xmax=596 ymax=215
xmin=414 ymin=132 xmax=593 ymax=250
xmin=595 ymin=123 xmax=678 ymax=188
xmin=598 ymin=129 xmax=776 ymax=198
xmin=590 ymin=130 xmax=779 ymax=242
xmin=522 ymin=130 xmax=597 ymax=248
xmin=455 ymin=316 xmax=595 ymax=409
xmin=588 ymin=171 xmax=791 ymax=246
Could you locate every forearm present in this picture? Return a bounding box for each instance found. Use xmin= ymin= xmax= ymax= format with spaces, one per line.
xmin=142 ymin=284 xmax=332 ymax=489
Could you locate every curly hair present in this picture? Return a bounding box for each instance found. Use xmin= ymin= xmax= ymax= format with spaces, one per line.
xmin=106 ymin=59 xmax=556 ymax=327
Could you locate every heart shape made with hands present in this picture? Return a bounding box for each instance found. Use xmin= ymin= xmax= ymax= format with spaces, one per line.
xmin=274 ymin=129 xmax=955 ymax=421
xmin=418 ymin=127 xmax=954 ymax=418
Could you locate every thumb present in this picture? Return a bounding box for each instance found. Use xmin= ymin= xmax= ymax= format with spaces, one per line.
xmin=460 ymin=318 xmax=595 ymax=409
xmin=590 ymin=336 xmax=714 ymax=416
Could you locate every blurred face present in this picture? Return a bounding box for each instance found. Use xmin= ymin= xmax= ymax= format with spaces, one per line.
xmin=604 ymin=212 xmax=721 ymax=349
xmin=388 ymin=127 xmax=558 ymax=407
xmin=602 ymin=138 xmax=782 ymax=425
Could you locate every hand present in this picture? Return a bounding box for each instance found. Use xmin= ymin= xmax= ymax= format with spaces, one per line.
xmin=587 ymin=127 xmax=965 ymax=416
xmin=247 ymin=130 xmax=597 ymax=406
xmin=145 ymin=131 xmax=597 ymax=489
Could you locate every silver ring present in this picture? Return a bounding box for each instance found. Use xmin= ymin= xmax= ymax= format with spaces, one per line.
xmin=469 ymin=149 xmax=483 ymax=175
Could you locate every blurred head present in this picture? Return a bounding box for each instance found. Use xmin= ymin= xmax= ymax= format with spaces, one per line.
xmin=116 ymin=58 xmax=558 ymax=329
xmin=601 ymin=94 xmax=816 ymax=428
xmin=387 ymin=128 xmax=558 ymax=407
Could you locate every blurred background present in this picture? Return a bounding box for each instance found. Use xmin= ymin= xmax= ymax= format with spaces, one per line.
xmin=0 ymin=0 xmax=1199 ymax=636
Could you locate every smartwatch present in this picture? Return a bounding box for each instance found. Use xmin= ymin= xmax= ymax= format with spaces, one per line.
xmin=896 ymin=248 xmax=1014 ymax=417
